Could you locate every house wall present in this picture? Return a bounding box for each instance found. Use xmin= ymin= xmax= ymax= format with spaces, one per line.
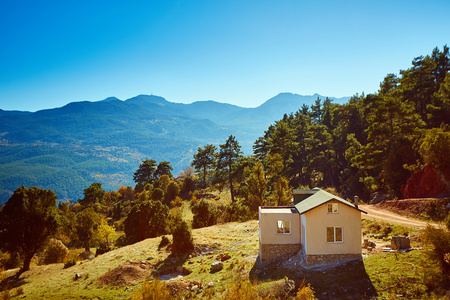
xmin=301 ymin=214 xmax=306 ymax=250
xmin=259 ymin=209 xmax=301 ymax=262
xmin=303 ymin=200 xmax=362 ymax=255
xmin=259 ymin=211 xmax=300 ymax=245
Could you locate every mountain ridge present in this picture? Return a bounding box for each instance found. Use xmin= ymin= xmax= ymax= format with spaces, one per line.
xmin=0 ymin=92 xmax=350 ymax=203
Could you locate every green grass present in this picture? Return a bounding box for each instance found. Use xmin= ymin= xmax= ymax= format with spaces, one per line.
xmin=364 ymin=250 xmax=446 ymax=299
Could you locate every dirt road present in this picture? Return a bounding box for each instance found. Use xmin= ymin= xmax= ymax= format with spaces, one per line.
xmin=359 ymin=204 xmax=438 ymax=228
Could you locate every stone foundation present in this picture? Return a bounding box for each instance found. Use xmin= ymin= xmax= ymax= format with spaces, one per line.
xmin=260 ymin=243 xmax=301 ymax=263
xmin=306 ymin=253 xmax=361 ymax=266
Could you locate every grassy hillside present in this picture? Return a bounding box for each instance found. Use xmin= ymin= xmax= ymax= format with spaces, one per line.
xmin=1 ymin=218 xmax=446 ymax=299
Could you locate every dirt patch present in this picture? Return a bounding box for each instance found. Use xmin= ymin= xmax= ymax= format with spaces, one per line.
xmin=97 ymin=260 xmax=154 ymax=286
xmin=359 ymin=203 xmax=440 ymax=228
xmin=375 ymin=198 xmax=449 ymax=217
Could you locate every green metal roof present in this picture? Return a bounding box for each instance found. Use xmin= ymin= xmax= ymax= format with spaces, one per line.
xmin=294 ymin=188 xmax=367 ymax=214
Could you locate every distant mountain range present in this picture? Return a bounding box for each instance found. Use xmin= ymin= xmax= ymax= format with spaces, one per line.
xmin=0 ymin=93 xmax=350 ymax=203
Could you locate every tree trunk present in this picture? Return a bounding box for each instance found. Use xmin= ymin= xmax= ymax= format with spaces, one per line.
xmin=230 ymin=178 xmax=235 ymax=202
xmin=21 ymin=253 xmax=33 ymax=272
xmin=228 ymin=163 xmax=235 ymax=202
xmin=203 ymin=166 xmax=207 ymax=188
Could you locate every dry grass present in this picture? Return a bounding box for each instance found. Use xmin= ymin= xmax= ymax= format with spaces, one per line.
xmin=1 ymin=216 xmax=447 ymax=299
xmin=0 ymin=220 xmax=259 ymax=299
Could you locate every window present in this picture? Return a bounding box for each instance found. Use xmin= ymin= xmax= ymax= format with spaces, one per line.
xmin=277 ymin=220 xmax=291 ymax=234
xmin=327 ymin=227 xmax=343 ymax=243
xmin=327 ymin=203 xmax=338 ymax=213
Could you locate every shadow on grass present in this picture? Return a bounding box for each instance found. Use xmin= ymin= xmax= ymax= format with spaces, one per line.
xmin=249 ymin=255 xmax=378 ymax=299
xmin=151 ymin=253 xmax=191 ymax=278
xmin=0 ymin=270 xmax=26 ymax=292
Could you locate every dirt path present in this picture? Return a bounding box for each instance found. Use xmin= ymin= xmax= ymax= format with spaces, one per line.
xmin=359 ymin=204 xmax=439 ymax=228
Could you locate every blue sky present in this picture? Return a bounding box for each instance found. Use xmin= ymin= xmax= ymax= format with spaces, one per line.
xmin=0 ymin=0 xmax=449 ymax=112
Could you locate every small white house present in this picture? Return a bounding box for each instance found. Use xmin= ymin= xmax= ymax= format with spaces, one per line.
xmin=259 ymin=188 xmax=367 ymax=265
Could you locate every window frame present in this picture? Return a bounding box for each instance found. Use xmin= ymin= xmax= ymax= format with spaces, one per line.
xmin=327 ymin=203 xmax=339 ymax=214
xmin=277 ymin=220 xmax=291 ymax=234
xmin=326 ymin=226 xmax=343 ymax=243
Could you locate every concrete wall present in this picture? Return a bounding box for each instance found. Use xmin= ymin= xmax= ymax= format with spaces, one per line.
xmin=303 ymin=200 xmax=362 ymax=255
xmin=306 ymin=253 xmax=361 ymax=266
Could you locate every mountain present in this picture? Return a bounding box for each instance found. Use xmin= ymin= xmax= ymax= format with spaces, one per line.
xmin=0 ymin=93 xmax=350 ymax=203
xmin=0 ymin=109 xmax=31 ymax=118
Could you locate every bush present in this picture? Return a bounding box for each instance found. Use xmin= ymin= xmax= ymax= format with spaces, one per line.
xmin=296 ymin=281 xmax=315 ymax=300
xmin=133 ymin=279 xmax=173 ymax=300
xmin=422 ymin=225 xmax=450 ymax=274
xmin=43 ymin=239 xmax=69 ymax=264
xmin=115 ymin=233 xmax=130 ymax=247
xmin=219 ymin=200 xmax=252 ymax=223
xmin=425 ymin=200 xmax=448 ymax=221
xmin=95 ymin=243 xmax=112 ymax=257
xmin=158 ymin=236 xmax=170 ymax=249
xmin=0 ymin=251 xmax=20 ymax=270
xmin=223 ymin=278 xmax=262 ymax=300
xmin=171 ymin=220 xmax=194 ymax=256
xmin=123 ymin=200 xmax=169 ymax=244
xmin=192 ymin=200 xmax=219 ymax=229
xmin=63 ymin=258 xmax=77 ymax=269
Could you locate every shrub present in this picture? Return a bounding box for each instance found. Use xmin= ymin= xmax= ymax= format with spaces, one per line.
xmin=0 ymin=251 xmax=20 ymax=270
xmin=95 ymin=243 xmax=112 ymax=257
xmin=43 ymin=238 xmax=69 ymax=264
xmin=133 ymin=279 xmax=173 ymax=300
xmin=158 ymin=236 xmax=170 ymax=249
xmin=192 ymin=200 xmax=219 ymax=229
xmin=171 ymin=220 xmax=194 ymax=256
xmin=219 ymin=200 xmax=252 ymax=223
xmin=425 ymin=200 xmax=448 ymax=221
xmin=296 ymin=281 xmax=315 ymax=300
xmin=115 ymin=233 xmax=130 ymax=247
xmin=63 ymin=258 xmax=77 ymax=269
xmin=222 ymin=278 xmax=262 ymax=300
xmin=123 ymin=200 xmax=169 ymax=244
xmin=422 ymin=225 xmax=450 ymax=274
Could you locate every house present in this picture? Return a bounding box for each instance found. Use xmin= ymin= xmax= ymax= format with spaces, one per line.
xmin=259 ymin=188 xmax=367 ymax=266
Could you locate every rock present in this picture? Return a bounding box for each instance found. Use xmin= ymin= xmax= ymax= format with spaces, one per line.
xmin=216 ymin=253 xmax=231 ymax=262
xmin=402 ymin=164 xmax=450 ymax=198
xmin=146 ymin=257 xmax=153 ymax=261
xmin=210 ymin=261 xmax=223 ymax=272
xmin=284 ymin=279 xmax=295 ymax=293
xmin=370 ymin=193 xmax=387 ymax=204
xmin=208 ymin=281 xmax=214 ymax=288
xmin=74 ymin=273 xmax=83 ymax=280
xmin=191 ymin=285 xmax=199 ymax=292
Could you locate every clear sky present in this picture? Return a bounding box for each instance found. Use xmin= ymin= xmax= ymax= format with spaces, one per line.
xmin=0 ymin=0 xmax=449 ymax=112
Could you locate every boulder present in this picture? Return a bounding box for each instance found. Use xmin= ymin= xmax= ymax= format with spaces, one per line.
xmin=210 ymin=261 xmax=223 ymax=272
xmin=402 ymin=165 xmax=450 ymax=198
